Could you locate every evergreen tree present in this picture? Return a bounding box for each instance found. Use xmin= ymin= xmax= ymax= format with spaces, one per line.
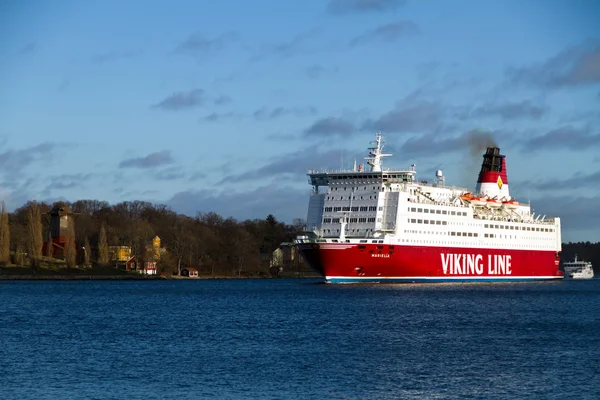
xmin=98 ymin=223 xmax=109 ymax=265
xmin=0 ymin=201 xmax=10 ymax=264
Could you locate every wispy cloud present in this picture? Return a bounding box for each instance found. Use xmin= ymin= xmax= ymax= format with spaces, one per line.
xmin=304 ymin=117 xmax=356 ymax=137
xmin=509 ymin=40 xmax=600 ymax=87
xmin=350 ymin=21 xmax=420 ymax=46
xmin=201 ymin=112 xmax=238 ymax=123
xmin=152 ymin=89 xmax=205 ymax=111
xmin=525 ymin=170 xmax=600 ymax=191
xmin=0 ymin=142 xmax=56 ymax=177
xmin=253 ymin=106 xmax=317 ymax=120
xmin=521 ymin=126 xmax=600 ymax=151
xmin=119 ymin=150 xmax=174 ymax=169
xmin=168 ymin=185 xmax=307 ymax=222
xmin=220 ymin=145 xmax=343 ymax=183
xmin=362 ymin=101 xmax=442 ymax=134
xmin=175 ymin=31 xmax=238 ymax=58
xmin=305 ymin=64 xmax=339 ymax=79
xmin=327 ymin=0 xmax=405 ymax=15
xmin=467 ymin=100 xmax=548 ymax=121
xmin=90 ymin=51 xmax=134 ymax=64
xmin=251 ymin=30 xmax=320 ymax=61
xmin=18 ymin=42 xmax=37 ymax=55
xmin=399 ymin=129 xmax=500 ymax=158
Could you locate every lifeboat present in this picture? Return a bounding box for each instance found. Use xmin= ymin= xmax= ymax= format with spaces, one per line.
xmin=460 ymin=193 xmax=473 ymax=201
xmin=486 ymin=198 xmax=502 ymax=208
xmin=470 ymin=197 xmax=487 ymax=207
xmin=502 ymin=199 xmax=520 ymax=209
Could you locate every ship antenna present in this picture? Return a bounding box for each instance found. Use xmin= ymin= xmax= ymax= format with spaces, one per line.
xmin=364 ymin=132 xmax=392 ymax=172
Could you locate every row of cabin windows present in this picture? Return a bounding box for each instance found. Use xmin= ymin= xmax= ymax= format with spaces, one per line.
xmin=450 ymin=232 xmax=479 ymax=237
xmin=409 ymin=207 xmax=467 ymax=216
xmin=331 ymin=186 xmax=380 ymax=191
xmin=329 ymin=174 xmax=411 ymax=181
xmin=409 ymin=219 xmax=448 ymax=226
xmin=324 ymin=206 xmax=378 ymax=212
xmin=323 ymin=217 xmax=376 ymax=224
xmin=327 ymin=196 xmax=378 ymax=200
xmin=484 ymin=224 xmax=554 ymax=232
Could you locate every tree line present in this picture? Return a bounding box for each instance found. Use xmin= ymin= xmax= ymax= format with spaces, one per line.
xmin=0 ymin=199 xmax=306 ymax=276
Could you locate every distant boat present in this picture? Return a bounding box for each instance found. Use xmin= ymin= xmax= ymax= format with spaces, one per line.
xmin=563 ymin=255 xmax=594 ymax=279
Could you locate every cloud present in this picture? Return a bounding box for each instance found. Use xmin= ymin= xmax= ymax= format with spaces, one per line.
xmin=221 ymin=145 xmax=345 ymax=183
xmin=214 ymin=95 xmax=232 ymax=105
xmin=152 ymin=89 xmax=205 ymax=111
xmin=468 ymin=100 xmax=547 ymax=121
xmin=528 ymin=195 xmax=600 ymax=238
xmin=119 ymin=150 xmax=174 ymax=169
xmin=154 ymin=167 xmax=186 ymax=181
xmin=201 ymin=112 xmax=237 ymax=122
xmin=41 ymin=173 xmax=93 ymax=196
xmin=509 ymin=40 xmax=600 ymax=87
xmin=399 ymin=129 xmax=499 ymax=158
xmin=305 ymin=64 xmax=339 ymax=79
xmin=350 ymin=21 xmax=419 ymax=46
xmin=525 ymin=170 xmax=600 ymax=191
xmin=175 ymin=31 xmax=238 ymax=58
xmin=18 ymin=42 xmax=37 ymax=55
xmin=327 ymin=0 xmax=405 ymax=15
xmin=304 ymin=117 xmax=356 ymax=137
xmin=90 ymin=51 xmax=134 ymax=64
xmin=253 ymin=106 xmax=317 ymax=120
xmin=0 ymin=142 xmax=56 ymax=177
xmin=362 ymin=101 xmax=442 ymax=134
xmin=168 ymin=185 xmax=308 ymax=222
xmin=252 ymin=30 xmax=320 ymax=61
xmin=521 ymin=126 xmax=600 ymax=151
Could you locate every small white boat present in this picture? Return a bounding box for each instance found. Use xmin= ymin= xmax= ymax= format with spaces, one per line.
xmin=564 ymin=255 xmax=594 ymax=279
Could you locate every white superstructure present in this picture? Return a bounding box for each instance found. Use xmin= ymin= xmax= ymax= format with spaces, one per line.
xmin=304 ymin=133 xmax=562 ymax=252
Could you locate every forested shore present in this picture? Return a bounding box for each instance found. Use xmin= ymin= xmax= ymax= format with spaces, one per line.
xmin=0 ymin=199 xmax=310 ymax=277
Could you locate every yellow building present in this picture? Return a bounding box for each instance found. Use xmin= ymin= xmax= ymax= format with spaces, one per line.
xmin=108 ymin=246 xmax=132 ymax=262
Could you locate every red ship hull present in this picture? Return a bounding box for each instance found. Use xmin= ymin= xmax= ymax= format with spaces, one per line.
xmin=297 ymin=243 xmax=563 ymax=283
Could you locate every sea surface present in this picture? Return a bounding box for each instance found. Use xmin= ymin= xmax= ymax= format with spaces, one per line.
xmin=1 ymin=278 xmax=599 ymax=400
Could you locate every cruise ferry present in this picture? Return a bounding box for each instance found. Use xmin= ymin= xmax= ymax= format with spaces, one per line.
xmin=295 ymin=133 xmax=563 ymax=283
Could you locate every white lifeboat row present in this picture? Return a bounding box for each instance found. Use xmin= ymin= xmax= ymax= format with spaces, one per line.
xmin=460 ymin=193 xmax=520 ymax=209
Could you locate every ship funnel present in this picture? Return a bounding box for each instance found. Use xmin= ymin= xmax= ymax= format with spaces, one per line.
xmin=474 ymin=147 xmax=510 ymax=200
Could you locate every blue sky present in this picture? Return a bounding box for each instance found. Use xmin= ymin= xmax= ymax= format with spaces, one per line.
xmin=1 ymin=0 xmax=599 ymax=242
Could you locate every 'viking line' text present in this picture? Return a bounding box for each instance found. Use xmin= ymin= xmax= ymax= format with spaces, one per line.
xmin=440 ymin=254 xmax=512 ymax=275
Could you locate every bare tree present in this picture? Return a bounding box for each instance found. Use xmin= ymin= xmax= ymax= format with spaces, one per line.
xmin=83 ymin=236 xmax=91 ymax=267
xmin=98 ymin=223 xmax=109 ymax=265
xmin=0 ymin=201 xmax=10 ymax=265
xmin=65 ymin=222 xmax=77 ymax=269
xmin=27 ymin=202 xmax=43 ymax=270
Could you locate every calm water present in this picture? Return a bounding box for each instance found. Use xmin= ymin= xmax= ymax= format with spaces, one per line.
xmin=1 ymin=278 xmax=599 ymax=400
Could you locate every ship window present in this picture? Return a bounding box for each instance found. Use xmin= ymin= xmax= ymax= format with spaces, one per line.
xmin=468 ymin=233 xmax=473 ymax=237
xmin=379 ymin=240 xmax=384 ymax=243
xmin=442 ymin=221 xmax=447 ymax=225
xmin=371 ymin=240 xmax=378 ymax=243
xmin=462 ymin=232 xmax=467 ymax=236
xmin=424 ymin=220 xmax=429 ymax=224
xmin=436 ymin=210 xmax=441 ymax=214
xmin=411 ymin=207 xmax=416 ymax=212
xmin=417 ymin=219 xmax=422 ymax=223
xmin=359 ymin=240 xmax=367 ymax=244
xmin=417 ymin=208 xmax=422 ymax=212
xmin=411 ymin=219 xmax=416 ymax=223
xmin=474 ymin=233 xmax=478 ymax=237
xmin=451 ymin=232 xmax=456 ymax=236
xmin=485 ymin=233 xmax=489 ymax=238
xmin=442 ymin=211 xmax=447 ymax=215
xmin=424 ymin=209 xmax=429 ymax=213
xmin=451 ymin=211 xmax=456 ymax=215
xmin=436 ymin=221 xmax=441 ymax=225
